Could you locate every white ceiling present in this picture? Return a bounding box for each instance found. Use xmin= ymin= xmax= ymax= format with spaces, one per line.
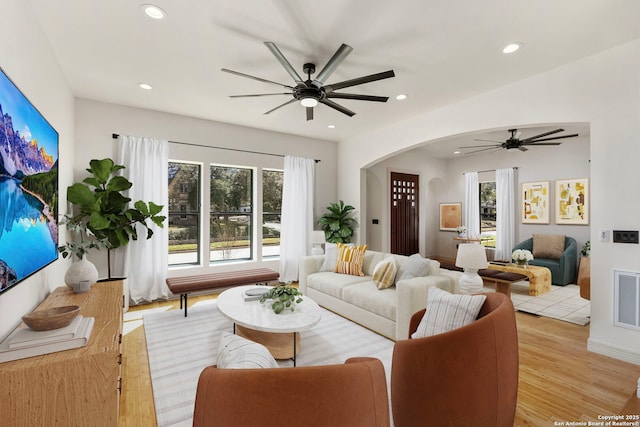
xmin=28 ymin=0 xmax=639 ymax=143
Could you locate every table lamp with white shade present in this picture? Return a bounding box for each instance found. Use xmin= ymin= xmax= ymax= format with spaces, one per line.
xmin=311 ymin=230 xmax=326 ymax=255
xmin=455 ymin=243 xmax=488 ymax=294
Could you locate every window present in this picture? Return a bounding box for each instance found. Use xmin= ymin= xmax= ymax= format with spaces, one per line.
xmin=210 ymin=165 xmax=253 ymax=262
xmin=168 ymin=162 xmax=201 ymax=265
xmin=479 ymin=181 xmax=496 ymax=248
xmin=262 ymin=169 xmax=283 ymax=257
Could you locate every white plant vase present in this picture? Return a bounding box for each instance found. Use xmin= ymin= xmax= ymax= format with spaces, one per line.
xmin=64 ymin=257 xmax=99 ymax=289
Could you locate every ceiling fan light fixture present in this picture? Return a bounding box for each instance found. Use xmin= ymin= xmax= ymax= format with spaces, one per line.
xmin=502 ymin=43 xmax=522 ymax=54
xmin=300 ymin=97 xmax=318 ymax=108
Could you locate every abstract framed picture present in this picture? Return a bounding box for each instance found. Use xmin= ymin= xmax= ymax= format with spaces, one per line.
xmin=521 ymin=181 xmax=549 ymax=224
xmin=439 ymin=202 xmax=462 ymax=231
xmin=555 ymin=178 xmax=589 ymax=225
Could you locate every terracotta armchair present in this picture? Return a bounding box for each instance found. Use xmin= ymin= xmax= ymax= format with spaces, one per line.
xmin=193 ymin=357 xmax=390 ymax=427
xmin=391 ymin=292 xmax=519 ymax=427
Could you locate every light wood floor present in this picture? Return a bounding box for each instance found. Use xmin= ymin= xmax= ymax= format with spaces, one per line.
xmin=119 ymin=294 xmax=640 ymax=426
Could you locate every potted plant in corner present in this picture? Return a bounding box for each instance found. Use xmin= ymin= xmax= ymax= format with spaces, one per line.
xmin=59 ymin=158 xmax=166 ymax=284
xmin=317 ymin=200 xmax=357 ymax=243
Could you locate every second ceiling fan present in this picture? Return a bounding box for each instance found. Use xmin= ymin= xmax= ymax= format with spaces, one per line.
xmin=460 ymin=128 xmax=579 ymax=154
xmin=222 ymin=42 xmax=395 ymax=121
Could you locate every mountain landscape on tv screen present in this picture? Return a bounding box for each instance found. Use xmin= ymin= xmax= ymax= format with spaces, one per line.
xmin=0 ymin=101 xmax=58 ymax=292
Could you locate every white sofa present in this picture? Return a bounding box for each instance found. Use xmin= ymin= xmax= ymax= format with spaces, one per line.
xmin=298 ymin=250 xmax=460 ymax=341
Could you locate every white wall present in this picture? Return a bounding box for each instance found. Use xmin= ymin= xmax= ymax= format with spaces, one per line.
xmin=0 ymin=0 xmax=75 ymax=341
xmin=339 ymin=40 xmax=640 ymax=364
xmin=368 ymin=133 xmax=591 ymax=260
xmin=74 ymin=99 xmax=337 ymax=277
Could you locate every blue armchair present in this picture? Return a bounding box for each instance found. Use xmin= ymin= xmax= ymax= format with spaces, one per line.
xmin=512 ymin=236 xmax=578 ymax=286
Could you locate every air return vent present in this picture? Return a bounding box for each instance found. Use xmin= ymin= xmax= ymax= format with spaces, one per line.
xmin=614 ymin=270 xmax=640 ymax=330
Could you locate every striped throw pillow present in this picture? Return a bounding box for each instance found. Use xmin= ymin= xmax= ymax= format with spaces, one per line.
xmin=411 ymin=287 xmax=487 ymax=338
xmin=334 ymin=243 xmax=368 ymax=276
xmin=373 ymin=257 xmax=397 ymax=289
xmin=216 ymin=332 xmax=278 ymax=369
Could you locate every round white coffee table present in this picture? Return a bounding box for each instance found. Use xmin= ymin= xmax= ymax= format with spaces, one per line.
xmin=216 ymin=285 xmax=321 ymax=366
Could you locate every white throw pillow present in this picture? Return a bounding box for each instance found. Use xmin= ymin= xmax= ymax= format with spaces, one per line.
xmin=319 ymin=243 xmax=338 ymax=272
xmin=372 ymin=257 xmax=397 ymax=289
xmin=216 ymin=332 xmax=278 ymax=369
xmin=411 ymin=287 xmax=487 ymax=338
xmin=395 ymin=253 xmax=431 ymax=283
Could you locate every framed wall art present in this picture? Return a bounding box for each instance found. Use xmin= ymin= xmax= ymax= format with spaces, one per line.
xmin=521 ymin=181 xmax=549 ymax=224
xmin=555 ymin=178 xmax=589 ymax=225
xmin=439 ymin=202 xmax=462 ymax=231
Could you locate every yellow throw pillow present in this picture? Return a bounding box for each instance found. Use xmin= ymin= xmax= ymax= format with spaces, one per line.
xmin=334 ymin=243 xmax=368 ymax=276
xmin=373 ymin=257 xmax=397 ymax=289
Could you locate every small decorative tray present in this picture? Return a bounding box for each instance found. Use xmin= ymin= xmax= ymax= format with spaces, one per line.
xmin=245 ymin=287 xmax=270 ymax=297
xmin=22 ymin=305 xmax=81 ymax=331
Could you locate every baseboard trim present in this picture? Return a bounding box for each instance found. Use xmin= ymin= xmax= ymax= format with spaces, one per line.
xmin=587 ymin=337 xmax=640 ymax=365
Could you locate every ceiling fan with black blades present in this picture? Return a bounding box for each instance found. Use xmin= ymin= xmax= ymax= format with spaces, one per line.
xmin=221 ymin=42 xmax=395 ymax=121
xmin=459 ymin=128 xmax=579 ymax=154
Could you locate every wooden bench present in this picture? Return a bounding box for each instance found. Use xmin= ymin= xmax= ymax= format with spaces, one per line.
xmin=440 ymin=263 xmax=528 ymax=297
xmin=166 ymin=268 xmax=280 ymax=316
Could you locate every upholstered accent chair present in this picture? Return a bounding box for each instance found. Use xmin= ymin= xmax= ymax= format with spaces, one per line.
xmin=193 ymin=357 xmax=390 ymax=427
xmin=513 ymin=234 xmax=578 ymax=285
xmin=391 ymin=292 xmax=519 ymax=427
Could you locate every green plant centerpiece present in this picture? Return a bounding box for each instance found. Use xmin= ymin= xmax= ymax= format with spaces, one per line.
xmin=59 ymin=158 xmax=166 ymax=279
xmin=259 ymin=283 xmax=303 ymax=314
xmin=317 ymin=200 xmax=357 ymax=243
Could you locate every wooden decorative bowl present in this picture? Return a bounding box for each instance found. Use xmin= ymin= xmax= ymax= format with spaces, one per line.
xmin=22 ymin=305 xmax=80 ymax=331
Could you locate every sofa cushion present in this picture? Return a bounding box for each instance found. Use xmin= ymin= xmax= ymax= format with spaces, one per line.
xmin=307 ymin=272 xmax=370 ymax=299
xmin=532 ymin=234 xmax=565 ymax=260
xmin=372 ymin=257 xmax=397 ymax=289
xmin=342 ymin=281 xmax=397 ymax=321
xmin=411 ymin=287 xmax=486 ymax=338
xmin=362 ymin=251 xmax=385 ymax=276
xmin=335 ymin=243 xmax=368 ymax=276
xmin=320 ymin=243 xmax=343 ymax=272
xmin=396 ymin=254 xmax=432 ymax=283
xmin=216 ymin=332 xmax=278 ymax=369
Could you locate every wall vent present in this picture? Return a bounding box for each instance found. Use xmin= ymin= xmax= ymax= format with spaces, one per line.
xmin=614 ymin=270 xmax=640 ymax=330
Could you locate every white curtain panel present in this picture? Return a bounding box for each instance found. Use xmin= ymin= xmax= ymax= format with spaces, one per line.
xmin=116 ymin=135 xmax=169 ymax=303
xmin=279 ymin=156 xmax=315 ymax=282
xmin=463 ymin=172 xmax=480 ymax=238
xmin=495 ymin=167 xmax=516 ymax=260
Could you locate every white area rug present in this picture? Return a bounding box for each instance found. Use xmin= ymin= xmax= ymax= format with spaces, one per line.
xmin=485 ymin=282 xmax=590 ymax=325
xmin=143 ymin=300 xmax=394 ymax=427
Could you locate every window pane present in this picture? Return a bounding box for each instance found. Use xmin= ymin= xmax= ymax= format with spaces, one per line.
xmin=262 ymin=169 xmax=283 ymax=257
xmin=210 ymin=166 xmax=253 ymax=262
xmin=479 ymin=181 xmax=496 ymax=248
xmin=168 ymin=162 xmax=201 ymax=265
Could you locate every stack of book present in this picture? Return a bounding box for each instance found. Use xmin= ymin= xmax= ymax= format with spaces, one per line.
xmin=0 ymin=316 xmax=94 ymax=363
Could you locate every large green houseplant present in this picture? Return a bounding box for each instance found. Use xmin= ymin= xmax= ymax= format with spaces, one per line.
xmin=59 ymin=158 xmax=166 ymax=279
xmin=317 ymin=200 xmax=357 ymax=243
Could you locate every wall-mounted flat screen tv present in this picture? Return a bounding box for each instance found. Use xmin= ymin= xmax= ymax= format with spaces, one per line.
xmin=0 ymin=67 xmax=58 ymax=295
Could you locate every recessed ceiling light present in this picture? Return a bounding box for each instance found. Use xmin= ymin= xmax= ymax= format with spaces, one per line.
xmin=502 ymin=43 xmax=522 ymax=54
xmin=453 ymin=151 xmax=461 ymax=154
xmin=395 ymin=94 xmax=407 ymax=101
xmin=328 ymin=125 xmax=336 ymax=129
xmin=142 ymin=4 xmax=166 ymax=20
xmin=138 ymin=83 xmax=153 ymax=90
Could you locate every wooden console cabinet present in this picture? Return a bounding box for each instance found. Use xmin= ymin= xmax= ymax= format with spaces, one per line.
xmin=0 ymin=280 xmax=124 ymax=427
